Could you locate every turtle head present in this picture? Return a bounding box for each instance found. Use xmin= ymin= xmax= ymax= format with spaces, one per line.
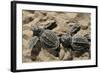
xmin=31 ymin=26 xmax=44 ymax=37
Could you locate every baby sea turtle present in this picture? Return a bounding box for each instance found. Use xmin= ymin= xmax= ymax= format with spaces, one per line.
xmin=60 ymin=33 xmax=89 ymax=51
xmin=60 ymin=22 xmax=90 ymax=57
xmin=60 ymin=34 xmax=90 ymax=57
xmin=30 ymin=26 xmax=59 ymax=49
xmin=29 ymin=23 xmax=59 ymax=57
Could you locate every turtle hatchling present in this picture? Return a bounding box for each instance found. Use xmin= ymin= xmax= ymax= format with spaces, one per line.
xmin=60 ymin=33 xmax=90 ymax=57
xmin=29 ymin=25 xmax=60 ymax=57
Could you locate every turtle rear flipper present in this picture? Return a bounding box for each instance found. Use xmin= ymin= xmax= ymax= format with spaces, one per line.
xmin=28 ymin=36 xmax=39 ymax=49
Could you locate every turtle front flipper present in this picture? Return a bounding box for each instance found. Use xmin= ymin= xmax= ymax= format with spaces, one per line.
xmin=28 ymin=36 xmax=42 ymax=61
xmin=31 ymin=40 xmax=42 ymax=61
xmin=28 ymin=36 xmax=39 ymax=49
